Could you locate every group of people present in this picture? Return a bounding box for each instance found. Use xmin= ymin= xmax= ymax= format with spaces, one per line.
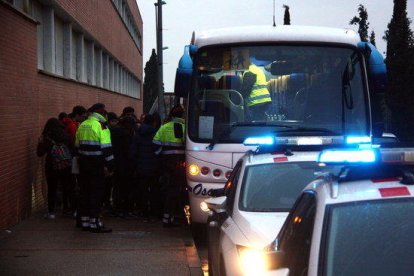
xmin=37 ymin=103 xmax=187 ymax=233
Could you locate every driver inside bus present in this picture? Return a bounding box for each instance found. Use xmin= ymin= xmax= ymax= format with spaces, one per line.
xmin=241 ymin=56 xmax=272 ymax=121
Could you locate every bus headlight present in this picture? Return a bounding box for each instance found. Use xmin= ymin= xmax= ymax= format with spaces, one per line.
xmin=188 ymin=164 xmax=200 ymax=176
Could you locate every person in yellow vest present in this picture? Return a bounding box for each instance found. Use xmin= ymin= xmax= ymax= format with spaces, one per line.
xmin=242 ymin=56 xmax=272 ymax=121
xmin=75 ymin=103 xmax=114 ymax=233
xmin=153 ymin=105 xmax=186 ymax=227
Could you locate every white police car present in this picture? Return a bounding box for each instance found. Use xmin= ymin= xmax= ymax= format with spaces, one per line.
xmin=203 ymin=140 xmax=345 ymax=276
xmin=259 ymin=147 xmax=414 ymax=276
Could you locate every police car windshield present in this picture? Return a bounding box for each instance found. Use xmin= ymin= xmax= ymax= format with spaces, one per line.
xmin=323 ymin=198 xmax=414 ymax=276
xmin=239 ymin=162 xmax=341 ymax=212
xmin=187 ymin=44 xmax=368 ymax=143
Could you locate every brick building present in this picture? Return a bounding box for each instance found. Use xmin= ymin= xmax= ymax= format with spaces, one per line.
xmin=0 ymin=0 xmax=143 ymax=228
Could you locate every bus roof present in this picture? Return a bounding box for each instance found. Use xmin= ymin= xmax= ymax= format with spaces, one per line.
xmin=192 ymin=25 xmax=360 ymax=48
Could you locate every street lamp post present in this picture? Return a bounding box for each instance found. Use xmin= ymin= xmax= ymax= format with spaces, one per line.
xmin=155 ymin=0 xmax=166 ymax=120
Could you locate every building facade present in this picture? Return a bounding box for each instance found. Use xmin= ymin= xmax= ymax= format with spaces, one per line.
xmin=0 ymin=0 xmax=143 ymax=228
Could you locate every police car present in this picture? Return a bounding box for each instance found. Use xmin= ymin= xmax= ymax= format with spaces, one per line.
xmin=203 ymin=137 xmax=345 ymax=276
xmin=247 ymin=146 xmax=414 ymax=276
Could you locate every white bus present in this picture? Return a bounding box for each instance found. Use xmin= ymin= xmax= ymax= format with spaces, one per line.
xmin=174 ymin=25 xmax=387 ymax=224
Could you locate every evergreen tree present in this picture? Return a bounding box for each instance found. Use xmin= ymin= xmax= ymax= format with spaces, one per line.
xmin=385 ymin=0 xmax=414 ymax=139
xmin=369 ymin=30 xmax=376 ymax=46
xmin=283 ymin=5 xmax=290 ymax=25
xmin=143 ymin=49 xmax=159 ymax=114
xmin=349 ymin=4 xmax=369 ymax=42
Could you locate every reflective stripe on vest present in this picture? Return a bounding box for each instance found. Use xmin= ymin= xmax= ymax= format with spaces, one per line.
xmin=78 ymin=150 xmax=103 ymax=156
xmin=161 ymin=149 xmax=185 ymax=155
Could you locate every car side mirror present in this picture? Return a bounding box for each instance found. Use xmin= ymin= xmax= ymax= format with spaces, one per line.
xmin=209 ymin=188 xmax=225 ymax=197
xmin=204 ymin=196 xmax=227 ymax=213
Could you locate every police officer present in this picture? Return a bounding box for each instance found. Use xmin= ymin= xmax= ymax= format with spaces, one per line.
xmin=153 ymin=105 xmax=186 ymax=227
xmin=242 ymin=56 xmax=272 ymax=121
xmin=75 ymin=103 xmax=114 ymax=233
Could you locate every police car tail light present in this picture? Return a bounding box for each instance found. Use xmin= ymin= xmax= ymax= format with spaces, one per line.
xmin=200 ymin=167 xmax=210 ymax=175
xmin=318 ymin=148 xmax=377 ymax=163
xmin=243 ymin=136 xmax=274 ymax=146
xmin=346 ymin=136 xmax=372 ymax=144
xmin=237 ymin=245 xmax=272 ymax=274
xmin=225 ymin=170 xmax=232 ymax=179
xmin=188 ymin=164 xmax=200 ymax=176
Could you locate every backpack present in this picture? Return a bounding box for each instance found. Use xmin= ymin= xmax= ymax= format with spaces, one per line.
xmin=50 ymin=142 xmax=72 ymax=171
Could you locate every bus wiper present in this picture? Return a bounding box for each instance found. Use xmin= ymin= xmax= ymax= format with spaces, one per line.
xmin=229 ymin=122 xmax=294 ymax=128
xmin=341 ymin=55 xmax=357 ymax=133
xmin=206 ymin=122 xmax=293 ymax=150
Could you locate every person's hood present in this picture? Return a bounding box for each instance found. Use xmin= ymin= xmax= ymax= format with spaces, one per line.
xmin=89 ymin=112 xmax=107 ymax=123
xmin=61 ymin=117 xmax=74 ymax=127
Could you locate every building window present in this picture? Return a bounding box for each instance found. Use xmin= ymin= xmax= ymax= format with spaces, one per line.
xmin=85 ymin=40 xmax=94 ymax=85
xmin=54 ymin=16 xmax=64 ymax=76
xmin=33 ymin=0 xmax=141 ymax=99
xmin=95 ymin=47 xmax=102 ymax=87
xmin=112 ymin=0 xmax=142 ymax=50
xmin=32 ymin=0 xmax=44 ymax=70
xmin=71 ymin=30 xmax=77 ymax=80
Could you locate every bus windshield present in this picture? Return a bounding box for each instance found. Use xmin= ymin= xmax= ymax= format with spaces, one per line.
xmin=187 ymin=45 xmax=369 ymax=143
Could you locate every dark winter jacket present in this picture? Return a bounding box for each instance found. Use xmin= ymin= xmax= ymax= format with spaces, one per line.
xmin=130 ymin=124 xmax=159 ymax=176
xmin=37 ymin=126 xmax=70 ymax=171
xmin=110 ymin=126 xmax=135 ymax=174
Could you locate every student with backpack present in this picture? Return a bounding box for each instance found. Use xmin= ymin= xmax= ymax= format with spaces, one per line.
xmin=37 ymin=118 xmax=72 ymax=219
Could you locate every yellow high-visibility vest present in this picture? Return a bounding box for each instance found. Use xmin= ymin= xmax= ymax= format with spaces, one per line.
xmin=244 ymin=64 xmax=272 ymax=107
xmin=75 ymin=112 xmax=114 ymax=162
xmin=153 ymin=118 xmax=185 ymax=155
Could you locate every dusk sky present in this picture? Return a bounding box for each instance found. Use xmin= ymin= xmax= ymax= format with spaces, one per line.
xmin=136 ymin=0 xmax=414 ymax=92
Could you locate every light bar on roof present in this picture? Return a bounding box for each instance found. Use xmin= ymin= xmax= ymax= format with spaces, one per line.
xmin=243 ymin=136 xmax=274 ymax=146
xmin=318 ymin=148 xmax=376 ymax=163
xmin=380 ymin=148 xmax=414 ymax=164
xmin=346 ymin=136 xmax=372 ymax=144
xmin=297 ymin=137 xmax=323 ymax=145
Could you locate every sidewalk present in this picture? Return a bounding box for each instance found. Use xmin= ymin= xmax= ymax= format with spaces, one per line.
xmin=0 ymin=213 xmax=203 ymax=275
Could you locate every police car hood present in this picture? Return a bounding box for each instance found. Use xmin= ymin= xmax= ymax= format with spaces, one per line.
xmin=237 ymin=211 xmax=288 ymax=248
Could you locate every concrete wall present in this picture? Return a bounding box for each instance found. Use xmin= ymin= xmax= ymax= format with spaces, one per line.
xmin=0 ymin=1 xmax=143 ymax=229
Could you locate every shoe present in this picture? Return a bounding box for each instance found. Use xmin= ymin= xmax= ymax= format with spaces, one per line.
xmin=90 ymin=226 xmax=112 ymax=233
xmin=79 ymin=216 xmax=90 ymax=231
xmin=44 ymin=213 xmax=56 ymax=219
xmin=89 ymin=218 xmax=112 ymax=233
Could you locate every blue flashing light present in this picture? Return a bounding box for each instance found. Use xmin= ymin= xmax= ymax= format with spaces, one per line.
xmin=243 ymin=136 xmax=274 ymax=146
xmin=346 ymin=136 xmax=372 ymax=144
xmin=318 ymin=149 xmax=376 ymax=164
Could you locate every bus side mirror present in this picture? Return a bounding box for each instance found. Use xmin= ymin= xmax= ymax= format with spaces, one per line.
xmin=357 ymin=42 xmax=387 ymax=95
xmin=174 ymin=45 xmax=196 ymax=99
